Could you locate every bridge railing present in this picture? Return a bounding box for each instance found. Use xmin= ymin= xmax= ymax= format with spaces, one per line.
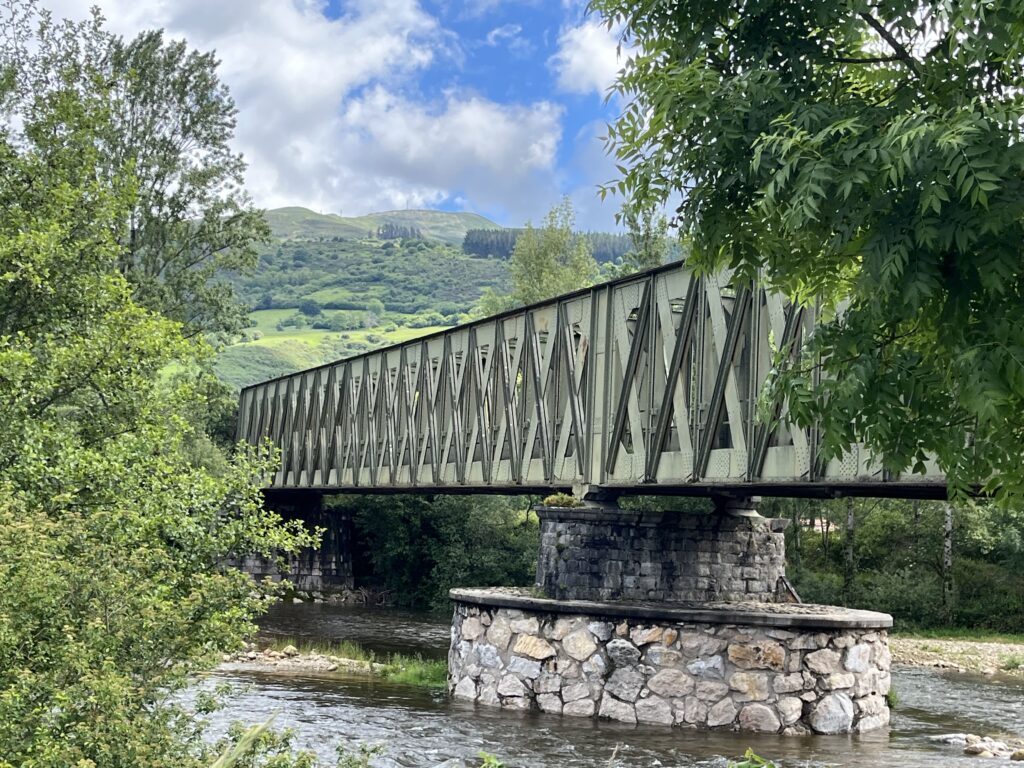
xmin=236 ymin=261 xmax=944 ymax=496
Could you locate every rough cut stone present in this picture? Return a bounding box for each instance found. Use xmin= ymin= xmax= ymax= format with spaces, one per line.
xmin=497 ymin=675 xmax=528 ymax=698
xmin=598 ymin=694 xmax=637 ymax=724
xmin=588 ymin=621 xmax=613 ymax=641
xmin=810 ymin=693 xmax=854 ymax=734
xmin=647 ymin=669 xmax=695 ymax=698
xmin=844 ymin=643 xmax=873 ymax=673
xmin=461 ymin=617 xmax=483 ymax=640
xmin=636 ymin=695 xmax=674 ymax=725
xmin=513 ymin=634 xmax=556 ymax=660
xmin=645 ymin=645 xmax=683 ymax=667
xmin=510 ymin=617 xmax=539 ymax=635
xmin=729 ymin=672 xmax=769 ymax=701
xmin=453 ymin=677 xmax=477 ymax=700
xmin=694 ymin=679 xmax=730 ymax=702
xmin=728 ymin=641 xmax=785 ymax=671
xmin=706 ymin=698 xmax=738 ymax=727
xmin=854 ymin=712 xmax=890 ymax=733
xmin=773 ymin=673 xmax=803 ymax=694
xmin=564 ymin=698 xmax=596 ymax=717
xmin=777 ymin=696 xmax=803 ymax=725
xmin=507 ymin=655 xmax=542 ymax=679
xmin=486 ymin=617 xmax=512 ymax=650
xmin=582 ymin=653 xmax=607 ymax=678
xmin=535 ymin=674 xmax=561 ymax=694
xmin=606 ymin=638 xmax=641 ymax=667
xmin=662 ymin=628 xmax=679 ymax=646
xmin=502 ymin=696 xmax=530 ymax=710
xmin=630 ymin=626 xmax=664 ymax=646
xmin=805 ymin=649 xmax=843 ymax=675
xmin=605 ymin=667 xmax=645 ymax=702
xmin=478 ymin=684 xmax=500 ymax=706
xmin=739 ymin=703 xmax=781 ymax=733
xmin=686 ymin=655 xmax=725 ymax=679
xmin=537 ymin=693 xmax=562 ymax=713
xmin=563 ymin=629 xmax=598 ymax=661
xmin=683 ymin=696 xmax=709 ymax=724
xmin=825 ymin=672 xmax=855 ymax=690
xmin=856 ymin=694 xmax=886 ymax=717
xmin=562 ymin=681 xmax=591 ymax=702
xmin=547 ymin=618 xmax=573 ymax=641
xmin=477 ymin=644 xmax=502 ymax=669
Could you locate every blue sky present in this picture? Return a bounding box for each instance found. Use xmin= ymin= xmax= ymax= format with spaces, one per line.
xmin=52 ymin=0 xmax=631 ymax=229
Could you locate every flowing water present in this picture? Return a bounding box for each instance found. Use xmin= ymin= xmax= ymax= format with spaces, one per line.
xmin=197 ymin=603 xmax=1024 ymax=767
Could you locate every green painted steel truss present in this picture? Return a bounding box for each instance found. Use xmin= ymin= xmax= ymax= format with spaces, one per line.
xmin=236 ymin=263 xmax=946 ymax=498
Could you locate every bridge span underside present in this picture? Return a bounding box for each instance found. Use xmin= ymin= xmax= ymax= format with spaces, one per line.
xmin=236 ymin=262 xmax=945 ymax=500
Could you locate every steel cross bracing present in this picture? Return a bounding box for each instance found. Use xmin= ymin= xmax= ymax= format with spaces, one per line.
xmin=236 ymin=262 xmax=946 ymax=499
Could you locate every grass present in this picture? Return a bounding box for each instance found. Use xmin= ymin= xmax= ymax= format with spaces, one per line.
xmin=891 ymin=628 xmax=1024 ymax=645
xmin=1000 ymin=654 xmax=1024 ymax=671
xmin=257 ymin=635 xmax=447 ymax=689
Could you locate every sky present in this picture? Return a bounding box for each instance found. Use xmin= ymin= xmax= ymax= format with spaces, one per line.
xmin=46 ymin=0 xmax=633 ymax=230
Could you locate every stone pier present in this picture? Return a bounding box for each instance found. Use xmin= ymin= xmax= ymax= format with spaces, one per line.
xmin=448 ymin=504 xmax=893 ymax=734
xmin=237 ymin=491 xmax=355 ymax=594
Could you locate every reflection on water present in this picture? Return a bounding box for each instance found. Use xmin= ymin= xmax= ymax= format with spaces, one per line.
xmin=196 ymin=604 xmax=1023 ymax=768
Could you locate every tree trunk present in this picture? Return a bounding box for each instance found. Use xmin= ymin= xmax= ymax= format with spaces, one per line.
xmin=942 ymin=502 xmax=955 ymax=620
xmin=843 ymin=498 xmax=856 ymax=601
xmin=790 ymin=500 xmax=802 ymax=578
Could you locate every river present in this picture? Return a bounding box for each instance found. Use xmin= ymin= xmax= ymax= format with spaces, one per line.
xmin=196 ymin=603 xmax=1024 ymax=767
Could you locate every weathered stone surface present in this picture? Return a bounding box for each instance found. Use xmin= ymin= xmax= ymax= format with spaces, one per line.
xmin=844 ymin=643 xmax=872 ymax=673
xmin=547 ymin=618 xmax=573 ymax=641
xmin=497 ymin=675 xmax=528 ymax=698
xmin=598 ymin=694 xmax=637 ymax=724
xmin=461 ymin=617 xmax=483 ymax=640
xmin=478 ymin=684 xmax=500 ymax=706
xmin=564 ymin=698 xmax=596 ymax=717
xmin=502 ymin=696 xmax=530 ymax=710
xmin=805 ymin=649 xmax=843 ymax=675
xmin=507 ymin=656 xmax=542 ymax=679
xmin=636 ymin=695 xmax=674 ymax=725
xmin=647 ymin=669 xmax=695 ymax=698
xmin=562 ymin=681 xmax=591 ymax=702
xmin=791 ymin=633 xmax=829 ymax=650
xmin=739 ymin=703 xmax=781 ymax=733
xmin=824 ymin=672 xmax=855 ymax=690
xmin=855 ymin=712 xmax=890 ymax=733
xmin=683 ymin=696 xmax=709 ymax=724
xmin=513 ymin=634 xmax=556 ymax=660
xmin=728 ymin=641 xmax=785 ymax=671
xmin=453 ymin=677 xmax=477 ymax=700
xmin=777 ymin=696 xmax=803 ymax=725
xmin=605 ymin=667 xmax=645 ymax=702
xmin=582 ymin=653 xmax=607 ymax=678
xmin=663 ymin=628 xmax=679 ymax=646
xmin=606 ymin=638 xmax=641 ymax=667
xmin=510 ymin=617 xmax=539 ymax=635
xmin=810 ymin=693 xmax=854 ymax=734
xmin=856 ymin=694 xmax=886 ymax=717
xmin=535 ymin=674 xmax=561 ymax=694
xmin=563 ymin=629 xmax=598 ymax=661
xmin=645 ymin=644 xmax=683 ymax=667
xmin=477 ymin=644 xmax=502 ymax=669
xmin=537 ymin=693 xmax=562 ymax=713
xmin=486 ymin=617 xmax=512 ymax=650
xmin=729 ymin=672 xmax=769 ymax=701
xmin=687 ymin=655 xmax=725 ymax=679
xmin=588 ymin=621 xmax=613 ymax=641
xmin=694 ymin=679 xmax=731 ymax=701
xmin=630 ymin=626 xmax=664 ymax=646
xmin=773 ymin=673 xmax=803 ymax=694
xmin=707 ymin=698 xmax=738 ymax=727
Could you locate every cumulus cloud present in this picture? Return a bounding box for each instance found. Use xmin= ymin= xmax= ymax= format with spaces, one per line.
xmin=39 ymin=0 xmax=567 ymax=222
xmin=549 ymin=20 xmax=626 ymax=96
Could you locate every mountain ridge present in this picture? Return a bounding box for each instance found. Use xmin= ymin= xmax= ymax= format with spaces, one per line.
xmin=264 ymin=206 xmax=501 ymax=245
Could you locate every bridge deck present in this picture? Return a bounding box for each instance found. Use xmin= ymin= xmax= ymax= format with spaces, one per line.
xmin=236 ymin=261 xmax=945 ymax=499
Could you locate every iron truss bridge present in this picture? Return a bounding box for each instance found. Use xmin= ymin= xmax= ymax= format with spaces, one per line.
xmin=236 ymin=262 xmax=946 ymax=500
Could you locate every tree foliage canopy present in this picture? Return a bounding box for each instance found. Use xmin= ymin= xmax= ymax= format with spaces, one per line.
xmin=594 ymin=0 xmax=1024 ymax=503
xmin=1 ymin=1 xmax=268 ymax=339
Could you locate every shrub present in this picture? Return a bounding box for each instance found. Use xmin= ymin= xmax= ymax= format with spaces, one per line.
xmin=541 ymin=492 xmax=583 ymax=508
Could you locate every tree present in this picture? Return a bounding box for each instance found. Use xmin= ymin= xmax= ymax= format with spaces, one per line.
xmin=0 ymin=19 xmax=313 ymax=767
xmin=604 ymin=206 xmax=674 ymax=278
xmin=1 ymin=1 xmax=269 ymax=339
xmin=594 ymin=0 xmax=1024 ymax=505
xmin=508 ymin=199 xmax=598 ymax=308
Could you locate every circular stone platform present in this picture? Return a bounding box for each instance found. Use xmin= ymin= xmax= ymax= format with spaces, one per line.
xmin=448 ymin=587 xmax=893 ymax=735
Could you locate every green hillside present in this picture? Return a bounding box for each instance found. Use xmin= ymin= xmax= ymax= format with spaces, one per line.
xmin=215 ymin=217 xmax=509 ymax=388
xmin=264 ymin=206 xmax=499 ymax=245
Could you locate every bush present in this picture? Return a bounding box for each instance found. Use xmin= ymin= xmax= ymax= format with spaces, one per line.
xmin=541 ymin=492 xmax=582 ymax=508
xmin=298 ymin=298 xmax=322 ymax=317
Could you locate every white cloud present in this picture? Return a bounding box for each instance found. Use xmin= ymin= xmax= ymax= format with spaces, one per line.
xmin=549 ymin=20 xmax=626 ymax=96
xmin=40 ymin=0 xmax=568 ymax=223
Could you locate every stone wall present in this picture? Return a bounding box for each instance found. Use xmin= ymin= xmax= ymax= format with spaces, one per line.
xmin=536 ymin=507 xmax=788 ymax=603
xmin=449 ymin=589 xmax=892 ymax=735
xmin=237 ymin=491 xmax=354 ymax=593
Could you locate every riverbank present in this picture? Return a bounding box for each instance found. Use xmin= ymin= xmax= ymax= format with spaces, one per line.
xmin=891 ymin=635 xmax=1024 ymax=676
xmin=220 ymin=639 xmax=447 ymax=687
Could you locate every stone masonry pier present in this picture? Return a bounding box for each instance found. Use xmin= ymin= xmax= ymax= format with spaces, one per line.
xmin=448 ymin=504 xmax=894 ymax=735
xmin=448 ymin=587 xmax=893 ymax=735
